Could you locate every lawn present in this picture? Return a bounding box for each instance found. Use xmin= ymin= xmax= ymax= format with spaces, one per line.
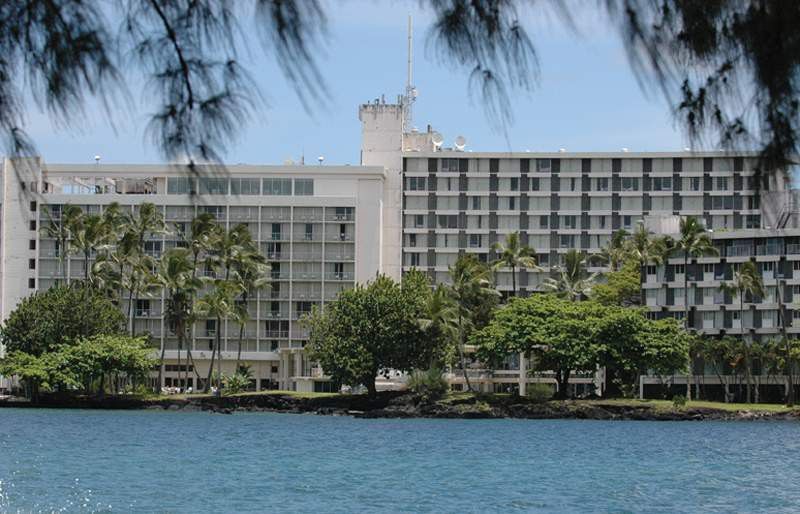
xmin=588 ymin=398 xmax=798 ymax=413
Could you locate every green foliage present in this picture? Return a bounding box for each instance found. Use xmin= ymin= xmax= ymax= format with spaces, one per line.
xmin=527 ymin=383 xmax=553 ymax=403
xmin=407 ymin=368 xmax=448 ymax=401
xmin=223 ymin=372 xmax=252 ymax=394
xmin=592 ymin=258 xmax=642 ymax=307
xmin=672 ymin=395 xmax=687 ymax=409
xmin=305 ymin=273 xmax=436 ymax=395
xmin=0 ymin=283 xmax=125 ymax=356
xmin=543 ymin=250 xmax=599 ymax=301
xmin=59 ymin=335 xmax=156 ymax=395
xmin=0 ymin=335 xmax=155 ymax=398
xmin=473 ymin=295 xmax=691 ymax=399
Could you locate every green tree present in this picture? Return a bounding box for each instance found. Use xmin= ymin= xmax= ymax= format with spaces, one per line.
xmin=720 ymin=261 xmax=765 ymax=403
xmin=670 ymin=216 xmax=719 ymax=400
xmin=473 ymin=294 xmax=601 ymax=399
xmin=592 ymin=229 xmax=629 ymax=272
xmin=305 ymin=273 xmax=433 ymax=396
xmin=1 ymin=283 xmax=125 ymax=356
xmin=491 ymin=231 xmax=540 ymax=297
xmin=67 ymin=212 xmax=110 ymax=283
xmin=417 ymin=284 xmax=458 ymax=368
xmin=0 ymin=351 xmax=74 ymax=402
xmin=156 ymin=248 xmax=203 ymax=391
xmin=59 ymin=335 xmax=156 ymax=398
xmin=543 ymin=249 xmax=599 ymax=301
xmin=195 ymin=279 xmax=241 ymax=395
xmin=447 ymin=254 xmax=499 ymax=392
xmin=229 ymin=241 xmax=270 ymax=368
xmin=592 ymin=257 xmax=642 ymax=307
xmin=42 ymin=204 xmax=83 ymax=282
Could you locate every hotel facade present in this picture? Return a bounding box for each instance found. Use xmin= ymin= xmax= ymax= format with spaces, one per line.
xmin=0 ymin=96 xmax=798 ymax=397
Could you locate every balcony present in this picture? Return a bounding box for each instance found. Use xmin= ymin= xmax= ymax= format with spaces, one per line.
xmin=293 ymin=272 xmax=322 ymax=280
xmin=264 ymin=311 xmax=288 ymax=319
xmin=326 ymin=253 xmax=355 ymax=261
xmin=293 ymin=252 xmax=322 ymax=261
xmin=263 ymin=330 xmax=289 ymax=338
xmin=326 ymin=233 xmax=353 ymax=242
xmin=788 ymin=244 xmax=800 ymax=255
xmin=270 ymin=232 xmax=286 ymax=241
xmin=325 ymin=272 xmax=354 ymax=281
xmin=727 ymin=246 xmax=752 ymax=257
xmin=756 ymin=244 xmax=783 ymax=256
xmin=326 ymin=213 xmax=354 ymax=222
xmin=270 ymin=271 xmax=291 ymax=280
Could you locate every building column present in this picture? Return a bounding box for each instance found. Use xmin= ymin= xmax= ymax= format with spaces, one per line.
xmin=518 ymin=351 xmax=526 ymax=397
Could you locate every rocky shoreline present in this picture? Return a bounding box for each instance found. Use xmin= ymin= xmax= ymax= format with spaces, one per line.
xmin=2 ymin=391 xmax=799 ymax=421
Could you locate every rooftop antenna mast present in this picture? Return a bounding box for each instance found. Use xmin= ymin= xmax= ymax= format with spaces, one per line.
xmin=404 ymin=15 xmax=417 ymax=132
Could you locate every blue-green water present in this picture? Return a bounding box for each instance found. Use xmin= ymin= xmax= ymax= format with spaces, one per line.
xmin=1 ymin=409 xmax=800 ymax=513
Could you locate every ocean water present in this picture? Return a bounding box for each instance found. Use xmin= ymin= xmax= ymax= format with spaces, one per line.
xmin=1 ymin=409 xmax=800 ymax=513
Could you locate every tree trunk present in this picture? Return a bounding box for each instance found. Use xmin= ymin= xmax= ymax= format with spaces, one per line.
xmin=365 ymin=376 xmax=377 ymax=397
xmin=157 ymin=343 xmax=166 ymax=394
xmin=742 ymin=295 xmax=751 ymax=403
xmin=128 ymin=286 xmax=136 ymax=337
xmin=85 ymin=250 xmax=90 ymax=282
xmin=457 ymin=315 xmax=473 ymax=393
xmin=177 ymin=333 xmax=183 ymax=393
xmin=216 ymin=317 xmax=223 ymax=396
xmin=555 ymin=369 xmax=570 ymax=400
xmin=512 ymin=265 xmax=516 ymax=297
xmin=236 ymin=323 xmax=245 ymax=371
xmin=684 ymin=254 xmax=692 ymax=401
xmin=776 ymin=280 xmax=794 ymax=406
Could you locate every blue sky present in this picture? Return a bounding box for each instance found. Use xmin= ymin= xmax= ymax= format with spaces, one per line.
xmin=24 ymin=1 xmax=690 ymax=166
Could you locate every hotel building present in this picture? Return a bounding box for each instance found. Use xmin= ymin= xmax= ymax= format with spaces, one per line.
xmin=0 ymin=158 xmax=385 ymax=393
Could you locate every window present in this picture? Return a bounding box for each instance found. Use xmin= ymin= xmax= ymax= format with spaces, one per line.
xmin=508 ymin=197 xmax=516 ymax=210
xmin=711 ymin=196 xmax=734 ymax=210
xmin=703 ymin=263 xmax=715 ymax=273
xmin=510 ymin=178 xmax=519 ymax=191
xmin=674 ymin=264 xmax=685 ymax=275
xmin=198 ymin=177 xmax=229 ymax=195
xmin=745 ymin=215 xmax=761 ymax=229
xmin=136 ymin=299 xmax=151 ymax=316
xmin=793 ymin=261 xmax=800 ymax=272
xmin=29 ymin=201 xmax=37 ymax=212
xmin=621 ymin=177 xmax=639 ymax=191
xmin=410 ymin=253 xmax=420 ymax=267
xmin=409 ymin=234 xmax=417 ymax=247
xmin=407 ymin=177 xmax=426 ymax=191
xmin=570 ymin=177 xmax=577 ymax=191
xmin=536 ymin=159 xmax=551 ymax=172
xmin=530 ymin=177 xmax=540 ymax=191
xmin=596 ymin=178 xmax=609 ymax=192
xmin=205 ymin=319 xmax=217 ymax=337
xmin=263 ymin=178 xmax=292 ymax=195
xmin=562 ymin=216 xmax=577 ymax=229
xmin=28 ymin=278 xmax=35 ymax=289
xmin=471 ymin=196 xmax=482 ymax=210
xmin=29 ymin=220 xmax=36 ymax=231
xmin=339 ymin=224 xmax=347 ymax=241
xmin=623 ymin=215 xmax=632 ymax=229
xmin=687 ymin=177 xmax=701 ymax=191
xmin=230 ymin=178 xmax=260 ymax=195
xmin=559 ymin=235 xmax=575 ymax=248
xmin=599 ymin=216 xmax=607 ymax=229
xmin=304 ymin=223 xmax=313 ymax=241
xmin=716 ymin=177 xmax=728 ymax=191
xmin=437 ymin=215 xmax=458 ymax=229
xmin=28 ymin=259 xmax=36 ymax=270
xmin=652 ymin=177 xmax=672 ymax=191
xmin=441 ymin=158 xmax=459 ymax=172
xmin=167 ymin=177 xmax=196 ymax=194
xmin=271 ymin=223 xmax=282 ymax=240
xmin=294 ymin=179 xmax=314 ymax=196
xmin=469 ymin=234 xmax=482 ymax=248
xmin=646 ymin=265 xmax=656 ymax=275
xmin=29 ymin=240 xmax=36 ymax=250
xmin=414 ymin=215 xmax=425 ymax=228
xmin=539 ymin=215 xmax=549 ymax=229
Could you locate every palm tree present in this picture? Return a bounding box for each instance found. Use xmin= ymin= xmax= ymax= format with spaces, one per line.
xmin=543 ymin=249 xmax=599 ymax=301
xmin=720 ymin=261 xmax=764 ymax=403
xmin=592 ymin=229 xmax=629 ymax=271
xmin=188 ymin=212 xmax=221 ymax=278
xmin=628 ymin=223 xmax=670 ymax=268
xmin=42 ymin=204 xmax=82 ymax=283
xmin=418 ymin=284 xmax=459 ymax=368
xmin=491 ymin=231 xmax=540 ymax=297
xmin=230 ymin=244 xmax=270 ymax=369
xmin=156 ymin=248 xmax=203 ymax=392
xmin=670 ymin=216 xmax=719 ymax=400
xmin=69 ymin=213 xmax=110 ymax=283
xmin=195 ymin=279 xmax=242 ymax=395
xmin=448 ymin=255 xmax=498 ymax=392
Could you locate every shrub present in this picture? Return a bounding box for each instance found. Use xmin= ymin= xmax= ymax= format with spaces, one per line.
xmin=223 ymin=372 xmax=251 ymax=394
xmin=672 ymin=394 xmax=687 ymax=409
xmin=527 ymin=383 xmax=554 ymax=403
xmin=407 ymin=368 xmax=448 ymax=401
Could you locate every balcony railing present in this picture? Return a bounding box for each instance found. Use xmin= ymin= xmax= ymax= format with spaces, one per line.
xmin=293 ymin=272 xmax=322 ymax=280
xmin=326 ymin=213 xmax=354 ymax=222
xmin=263 ymin=330 xmax=289 ymax=338
xmin=727 ymin=246 xmax=752 ymax=257
xmin=788 ymin=244 xmax=800 ymax=255
xmin=325 ymin=272 xmax=353 ymax=281
xmin=756 ymin=244 xmax=783 ymax=256
xmin=326 ymin=234 xmax=353 ymax=242
xmin=270 ymin=272 xmax=291 ymax=280
xmin=264 ymin=311 xmax=288 ymax=319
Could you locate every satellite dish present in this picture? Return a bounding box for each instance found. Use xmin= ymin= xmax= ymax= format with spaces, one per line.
xmin=431 ymin=132 xmax=444 ymax=150
xmin=454 ymin=136 xmax=466 ymax=151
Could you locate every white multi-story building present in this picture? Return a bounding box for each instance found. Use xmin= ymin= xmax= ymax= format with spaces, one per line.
xmin=0 ymin=158 xmax=385 ymax=393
